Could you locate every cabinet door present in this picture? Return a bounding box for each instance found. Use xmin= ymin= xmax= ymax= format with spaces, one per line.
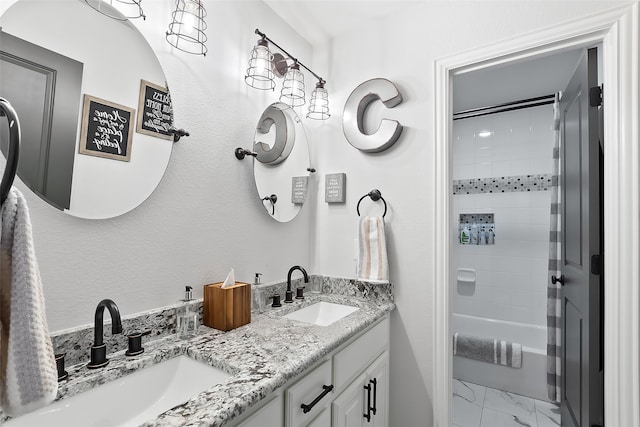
xmin=366 ymin=353 xmax=388 ymax=427
xmin=332 ymin=373 xmax=366 ymax=427
xmin=239 ymin=395 xmax=283 ymax=427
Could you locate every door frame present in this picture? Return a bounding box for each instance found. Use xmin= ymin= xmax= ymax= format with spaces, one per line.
xmin=433 ymin=4 xmax=639 ymax=427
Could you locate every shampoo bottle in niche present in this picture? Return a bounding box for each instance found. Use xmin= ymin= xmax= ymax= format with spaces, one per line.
xmin=487 ymin=227 xmax=495 ymax=245
xmin=177 ymin=286 xmax=198 ymax=339
xmin=460 ymin=224 xmax=470 ymax=244
xmin=470 ymin=223 xmax=478 ymax=245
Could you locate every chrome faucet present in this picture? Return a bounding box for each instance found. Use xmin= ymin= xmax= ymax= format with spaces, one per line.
xmin=285 ymin=265 xmax=309 ymax=303
xmin=87 ymin=299 xmax=123 ymax=369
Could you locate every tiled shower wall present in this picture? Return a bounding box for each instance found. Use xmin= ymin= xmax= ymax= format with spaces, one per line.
xmin=452 ymin=105 xmax=554 ymax=327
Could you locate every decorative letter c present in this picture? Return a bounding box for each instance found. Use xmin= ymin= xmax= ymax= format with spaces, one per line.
xmin=253 ymin=103 xmax=296 ymax=164
xmin=342 ymin=78 xmax=403 ymax=153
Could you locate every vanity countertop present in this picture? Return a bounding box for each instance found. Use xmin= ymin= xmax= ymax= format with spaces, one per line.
xmin=53 ymin=292 xmax=394 ymax=426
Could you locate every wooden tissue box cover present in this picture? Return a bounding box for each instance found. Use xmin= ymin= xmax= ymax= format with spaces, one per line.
xmin=203 ymin=281 xmax=251 ymax=331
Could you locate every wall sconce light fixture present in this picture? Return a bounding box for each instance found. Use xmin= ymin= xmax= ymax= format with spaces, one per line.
xmin=244 ymin=29 xmax=330 ymax=119
xmin=166 ymin=0 xmax=208 ymax=56
xmin=307 ymin=80 xmax=330 ymax=120
xmin=280 ymin=61 xmax=305 ymax=107
xmin=245 ymin=37 xmax=277 ymax=90
xmin=84 ymin=0 xmax=145 ymax=20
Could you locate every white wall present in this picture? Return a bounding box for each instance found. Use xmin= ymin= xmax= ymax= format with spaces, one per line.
xmin=452 ymin=106 xmax=554 ymax=327
xmin=0 ymin=1 xmax=633 ymax=426
xmin=0 ymin=0 xmax=315 ymax=332
xmin=309 ymin=2 xmax=630 ymax=425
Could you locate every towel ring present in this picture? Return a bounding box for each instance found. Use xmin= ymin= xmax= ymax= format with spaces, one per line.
xmin=357 ymin=189 xmax=387 ymax=218
xmin=0 ymin=98 xmax=21 ymax=207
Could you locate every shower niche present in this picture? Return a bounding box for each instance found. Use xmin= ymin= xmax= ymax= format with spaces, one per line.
xmin=458 ymin=213 xmax=495 ymax=245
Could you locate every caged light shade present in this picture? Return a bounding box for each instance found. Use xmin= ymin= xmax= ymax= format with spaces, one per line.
xmin=166 ymin=0 xmax=208 ymax=56
xmin=279 ymin=62 xmax=305 ymax=107
xmin=84 ymin=0 xmax=145 ymax=20
xmin=244 ymin=38 xmax=276 ymax=90
xmin=307 ymin=81 xmax=330 ymax=120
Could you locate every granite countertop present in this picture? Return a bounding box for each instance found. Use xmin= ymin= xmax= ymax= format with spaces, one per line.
xmin=51 ymin=292 xmax=394 ymax=426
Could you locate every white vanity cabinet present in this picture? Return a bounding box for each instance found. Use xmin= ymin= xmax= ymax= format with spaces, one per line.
xmin=286 ymin=359 xmax=334 ymax=426
xmin=234 ymin=315 xmax=390 ymax=427
xmin=239 ymin=395 xmax=283 ymax=427
xmin=331 ymin=353 xmax=389 ymax=427
xmin=331 ymin=318 xmax=389 ymax=427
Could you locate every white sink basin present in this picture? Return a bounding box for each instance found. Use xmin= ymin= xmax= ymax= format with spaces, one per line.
xmin=6 ymin=355 xmax=231 ymax=427
xmin=283 ymin=302 xmax=359 ymax=326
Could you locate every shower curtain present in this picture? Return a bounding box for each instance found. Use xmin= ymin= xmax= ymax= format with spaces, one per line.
xmin=547 ymin=93 xmax=562 ymax=402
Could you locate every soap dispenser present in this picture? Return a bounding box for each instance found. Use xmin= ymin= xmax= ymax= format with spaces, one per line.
xmin=177 ymin=286 xmax=198 ymax=339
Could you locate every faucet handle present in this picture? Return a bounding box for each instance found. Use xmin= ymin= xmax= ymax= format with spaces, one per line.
xmin=270 ymin=294 xmax=282 ymax=308
xmin=284 ymin=290 xmax=294 ymax=304
xmin=55 ymin=353 xmax=68 ymax=381
xmin=125 ymin=330 xmax=151 ymax=357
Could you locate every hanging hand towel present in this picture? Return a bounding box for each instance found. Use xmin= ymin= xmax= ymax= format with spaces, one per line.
xmin=357 ymin=215 xmax=389 ymax=282
xmin=0 ymin=188 xmax=57 ymax=417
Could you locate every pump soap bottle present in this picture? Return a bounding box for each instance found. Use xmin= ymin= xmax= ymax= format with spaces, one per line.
xmin=177 ymin=286 xmax=198 ymax=339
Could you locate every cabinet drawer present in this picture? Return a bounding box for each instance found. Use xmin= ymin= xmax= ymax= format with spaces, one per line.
xmin=286 ymin=359 xmax=333 ymax=427
xmin=308 ymin=407 xmax=331 ymax=427
xmin=239 ymin=394 xmax=282 ymax=427
xmin=333 ymin=316 xmax=389 ymax=390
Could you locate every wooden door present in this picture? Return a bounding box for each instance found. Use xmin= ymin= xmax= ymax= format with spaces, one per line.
xmin=560 ymin=47 xmax=604 ymax=427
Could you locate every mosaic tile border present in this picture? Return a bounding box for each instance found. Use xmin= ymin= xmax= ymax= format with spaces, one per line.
xmin=453 ymin=174 xmax=553 ymax=195
xmin=459 ymin=213 xmax=494 ymax=225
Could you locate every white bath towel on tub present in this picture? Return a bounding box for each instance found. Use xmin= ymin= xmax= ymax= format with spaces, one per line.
xmin=453 ymin=332 xmax=522 ymax=368
xmin=357 ymin=216 xmax=389 ymax=282
xmin=0 ymin=188 xmax=58 ymax=416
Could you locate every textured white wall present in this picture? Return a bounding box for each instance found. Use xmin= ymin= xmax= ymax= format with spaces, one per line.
xmin=0 ymin=0 xmax=315 ymax=332
xmin=0 ymin=1 xmax=633 ymax=426
xmin=308 ymin=2 xmax=630 ymax=425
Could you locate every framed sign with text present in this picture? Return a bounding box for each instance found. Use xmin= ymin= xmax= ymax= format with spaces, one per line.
xmin=136 ymin=79 xmax=173 ymax=140
xmin=79 ymin=94 xmax=135 ymax=162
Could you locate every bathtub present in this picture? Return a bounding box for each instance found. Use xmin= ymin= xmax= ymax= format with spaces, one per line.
xmin=452 ymin=313 xmax=550 ymax=401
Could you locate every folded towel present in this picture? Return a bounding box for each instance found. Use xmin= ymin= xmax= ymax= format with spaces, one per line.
xmin=357 ymin=215 xmax=389 ymax=282
xmin=0 ymin=188 xmax=57 ymax=416
xmin=453 ymin=332 xmax=522 ymax=368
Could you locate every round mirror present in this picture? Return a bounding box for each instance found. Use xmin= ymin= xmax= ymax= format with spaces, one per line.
xmin=252 ymin=102 xmax=311 ymax=222
xmin=0 ymin=0 xmax=173 ymax=219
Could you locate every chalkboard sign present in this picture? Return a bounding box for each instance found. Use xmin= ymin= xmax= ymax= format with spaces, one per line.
xmin=79 ymin=94 xmax=135 ymax=162
xmin=136 ymin=79 xmax=173 ymax=140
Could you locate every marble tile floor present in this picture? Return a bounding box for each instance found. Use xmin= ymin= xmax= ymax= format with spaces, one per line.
xmin=453 ymin=379 xmax=561 ymax=427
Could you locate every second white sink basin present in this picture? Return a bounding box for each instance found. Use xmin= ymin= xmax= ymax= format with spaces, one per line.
xmin=283 ymin=302 xmax=359 ymax=326
xmin=5 ymin=355 xmax=231 ymax=427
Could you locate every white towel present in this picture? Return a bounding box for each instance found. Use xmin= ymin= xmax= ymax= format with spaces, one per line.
xmin=0 ymin=188 xmax=57 ymax=416
xmin=357 ymin=216 xmax=389 ymax=282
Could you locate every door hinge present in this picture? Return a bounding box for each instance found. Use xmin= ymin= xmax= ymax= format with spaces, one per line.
xmin=590 ymin=85 xmax=603 ymax=107
xmin=591 ymin=254 xmax=604 ymax=276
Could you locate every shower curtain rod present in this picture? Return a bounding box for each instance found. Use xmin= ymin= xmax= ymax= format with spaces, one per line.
xmin=453 ymin=94 xmax=555 ymax=120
